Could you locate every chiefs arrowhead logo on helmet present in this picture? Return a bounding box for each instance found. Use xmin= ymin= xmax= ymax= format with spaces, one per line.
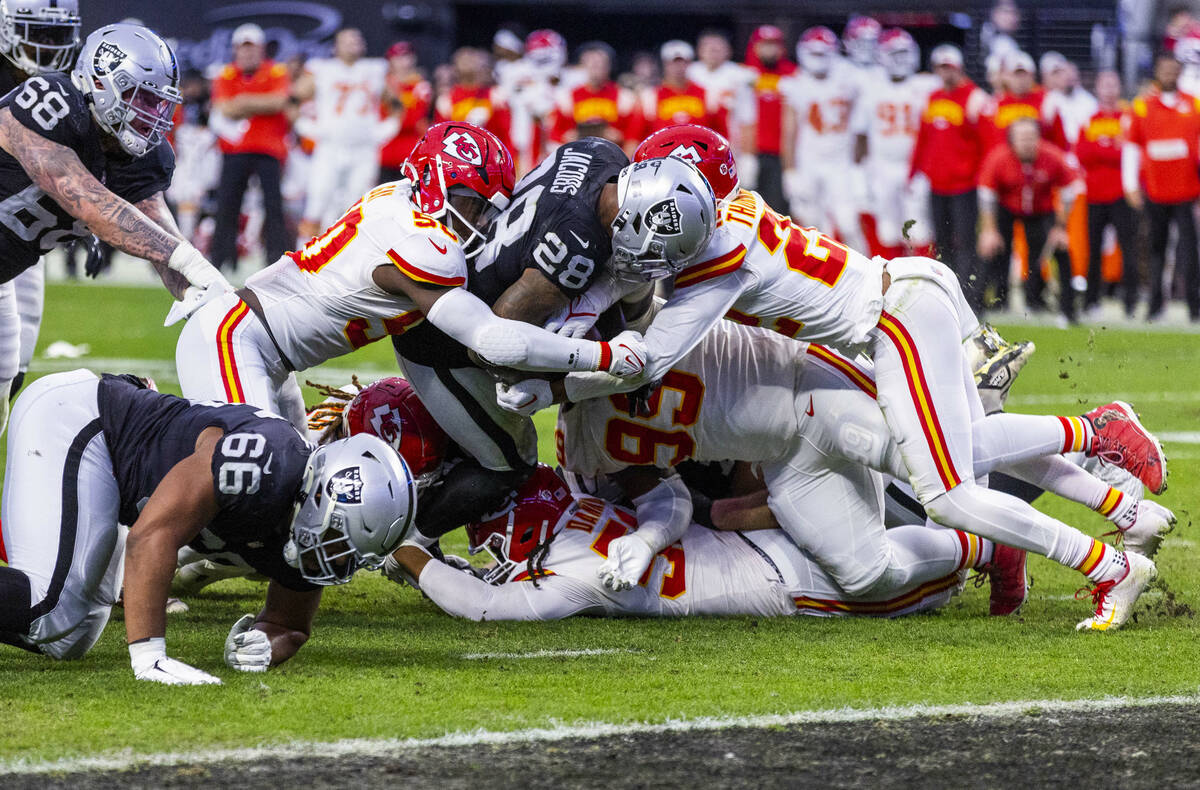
xmin=345 ymin=377 xmax=448 ymax=491
xmin=669 ymin=144 xmax=703 ymax=164
xmin=368 ymin=404 xmax=404 ymax=446
xmin=442 ymin=130 xmax=483 ymax=165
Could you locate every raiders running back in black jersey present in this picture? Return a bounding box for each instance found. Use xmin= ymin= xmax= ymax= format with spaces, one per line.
xmin=394 ymin=137 xmax=627 ymax=369
xmin=98 ymin=374 xmax=315 ymax=590
xmin=0 ymin=72 xmax=174 ymax=281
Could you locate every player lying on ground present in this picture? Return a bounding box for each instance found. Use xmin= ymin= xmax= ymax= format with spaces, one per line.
xmin=0 ymin=23 xmax=229 ymax=432
xmin=389 ymin=136 xmax=637 ymax=544
xmin=502 ymin=124 xmax=1167 ymax=631
xmin=387 ymin=465 xmax=974 ymax=621
xmin=174 ymin=122 xmax=649 ymax=437
xmin=0 ymin=370 xmax=414 ymax=684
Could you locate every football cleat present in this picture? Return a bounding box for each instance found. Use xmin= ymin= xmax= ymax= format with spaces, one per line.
xmin=1085 ymin=401 xmax=1167 ymax=495
xmin=1080 ymin=453 xmax=1144 ymax=502
xmin=1075 ymin=551 xmax=1157 ymax=632
xmin=973 ymin=340 xmax=1036 ymax=415
xmin=986 ymin=544 xmax=1028 ymax=616
xmin=963 ymin=322 xmax=1008 ymax=372
xmin=1113 ymin=501 xmax=1176 ymax=559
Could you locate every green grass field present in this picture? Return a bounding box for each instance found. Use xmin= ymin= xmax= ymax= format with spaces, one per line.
xmin=0 ymin=282 xmax=1196 ymax=768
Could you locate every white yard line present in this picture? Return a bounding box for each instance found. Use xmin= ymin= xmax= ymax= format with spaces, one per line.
xmin=461 ymin=648 xmax=638 ymax=660
xmin=3 ymin=693 xmax=1199 ymax=775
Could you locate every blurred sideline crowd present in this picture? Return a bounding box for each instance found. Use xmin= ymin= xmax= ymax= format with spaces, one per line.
xmin=112 ymin=7 xmax=1200 ymax=325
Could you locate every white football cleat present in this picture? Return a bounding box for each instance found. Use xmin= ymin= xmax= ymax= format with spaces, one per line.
xmin=1075 ymin=552 xmax=1157 ymax=632
xmin=1118 ymin=501 xmax=1176 ymax=559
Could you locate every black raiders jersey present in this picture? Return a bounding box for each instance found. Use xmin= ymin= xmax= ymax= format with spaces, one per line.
xmin=97 ymin=375 xmax=316 ymax=591
xmin=394 ymin=137 xmax=627 ymax=368
xmin=0 ymin=72 xmax=175 ymax=281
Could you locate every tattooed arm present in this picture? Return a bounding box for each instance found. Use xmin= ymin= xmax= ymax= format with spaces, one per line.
xmin=134 ymin=192 xmax=191 ymax=298
xmin=0 ymin=108 xmax=233 ymax=300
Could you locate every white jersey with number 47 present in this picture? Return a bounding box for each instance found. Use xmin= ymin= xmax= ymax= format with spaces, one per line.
xmin=245 ymin=181 xmax=464 ymax=371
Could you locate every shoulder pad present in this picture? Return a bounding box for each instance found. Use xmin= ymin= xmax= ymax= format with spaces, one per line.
xmin=674 ymin=231 xmax=747 ymax=290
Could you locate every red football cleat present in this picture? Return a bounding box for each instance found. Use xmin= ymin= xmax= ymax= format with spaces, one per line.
xmin=988 ymin=544 xmax=1028 ymax=616
xmin=1085 ymin=401 xmax=1167 ymax=495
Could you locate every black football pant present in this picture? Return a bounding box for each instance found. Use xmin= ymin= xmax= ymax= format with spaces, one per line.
xmin=990 ymin=207 xmax=1075 ymax=320
xmin=1084 ymin=197 xmax=1139 ymax=314
xmin=210 ymin=153 xmax=289 ymax=271
xmin=756 ymin=154 xmax=786 ymax=214
xmin=930 ymin=190 xmax=985 ymax=312
xmin=1144 ymin=198 xmax=1200 ymax=318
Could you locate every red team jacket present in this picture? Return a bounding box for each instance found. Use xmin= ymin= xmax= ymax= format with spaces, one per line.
xmin=1124 ymin=88 xmax=1200 ymax=204
xmin=1074 ymin=107 xmax=1125 ymax=204
xmin=911 ymin=79 xmax=988 ymax=196
xmin=979 ymin=140 xmax=1078 ymax=216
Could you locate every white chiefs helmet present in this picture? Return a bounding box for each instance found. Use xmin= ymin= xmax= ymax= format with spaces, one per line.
xmin=611 ymin=156 xmax=716 ymax=282
xmin=878 ymin=28 xmax=919 ymax=79
xmin=797 ymin=26 xmax=839 ymax=77
xmin=284 ymin=433 xmax=417 ymax=586
xmin=0 ymin=0 xmax=80 ymax=75
xmin=70 ymin=23 xmax=181 ymax=157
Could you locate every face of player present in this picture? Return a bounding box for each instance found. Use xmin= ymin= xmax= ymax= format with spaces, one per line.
xmin=582 ymin=49 xmax=611 ymax=84
xmin=754 ymin=39 xmax=782 ymax=67
xmin=697 ymin=35 xmax=730 ymax=68
xmin=1043 ymin=65 xmax=1068 ymax=92
xmin=1155 ymin=57 xmax=1182 ymax=92
xmin=234 ymin=41 xmax=263 ymax=72
xmin=1095 ymin=71 xmax=1121 ymax=106
xmin=390 ymin=52 xmax=416 ymax=74
xmin=663 ymin=56 xmax=689 ymax=84
xmin=1009 ymin=120 xmax=1040 ymax=162
xmin=934 ymin=62 xmax=962 ymax=89
xmin=1008 ymin=68 xmax=1034 ymax=95
xmin=334 ymin=29 xmax=366 ymax=62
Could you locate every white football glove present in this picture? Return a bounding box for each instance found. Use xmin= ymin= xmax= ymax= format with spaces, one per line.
xmin=224 ymin=614 xmax=272 ymax=673
xmin=382 ymin=551 xmax=420 ymax=588
xmin=164 ymin=282 xmax=229 ymax=327
xmin=496 ymin=379 xmax=553 ymax=416
xmin=601 ymin=330 xmax=648 ymax=378
xmin=544 ymin=295 xmax=601 ymax=338
xmin=129 ymin=637 xmax=222 ymax=686
xmin=596 ymin=533 xmax=654 ymax=592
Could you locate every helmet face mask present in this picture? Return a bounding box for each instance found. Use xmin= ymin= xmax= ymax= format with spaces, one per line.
xmin=284 ymin=434 xmax=418 ymax=586
xmin=465 ymin=465 xmax=573 ymax=585
xmin=0 ymin=0 xmax=80 ymax=75
xmin=878 ymin=29 xmax=919 ymax=79
xmin=610 ymin=157 xmax=716 ymax=283
xmin=71 ymin=23 xmax=182 ymax=158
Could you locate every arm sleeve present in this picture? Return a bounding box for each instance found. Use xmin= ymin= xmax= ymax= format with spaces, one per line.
xmin=424 ymin=286 xmax=603 ymax=372
xmin=630 ymin=473 xmax=692 ymax=555
xmin=418 ymin=561 xmax=599 ymax=621
xmin=1121 ymin=142 xmax=1141 ymax=195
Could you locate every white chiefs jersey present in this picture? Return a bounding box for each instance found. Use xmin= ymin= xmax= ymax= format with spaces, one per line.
xmin=852 ymin=73 xmax=938 ymax=164
xmin=245 ymin=180 xmax=462 ymax=371
xmin=680 ymin=189 xmax=885 ymax=351
xmin=779 ymin=64 xmax=860 ymax=163
xmin=558 ymin=320 xmax=805 ymax=476
xmin=686 ymin=60 xmax=756 ymax=126
xmin=304 ymin=57 xmax=388 ymax=144
xmin=504 ymin=495 xmax=794 ymax=617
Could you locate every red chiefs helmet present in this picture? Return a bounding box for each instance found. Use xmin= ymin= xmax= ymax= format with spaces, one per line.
xmin=525 ymin=28 xmax=566 ymax=72
xmin=877 ymin=28 xmax=919 ymax=79
xmin=465 ymin=465 xmax=573 ymax=584
xmin=403 ymin=121 xmax=515 ymax=257
xmin=797 ymin=26 xmax=839 ymax=76
xmin=843 ymin=14 xmax=882 ymax=66
xmin=634 ymin=124 xmax=740 ymax=203
xmin=344 ymin=377 xmax=448 ymax=491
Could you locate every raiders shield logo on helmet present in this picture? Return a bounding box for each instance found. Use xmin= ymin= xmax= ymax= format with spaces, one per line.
xmin=645 ymin=198 xmax=683 ymax=236
xmin=442 ymin=130 xmax=483 ymax=165
xmin=327 ymin=467 xmax=364 ymax=504
xmin=93 ymin=41 xmax=126 ymax=76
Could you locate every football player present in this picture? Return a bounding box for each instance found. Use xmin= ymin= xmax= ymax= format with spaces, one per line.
xmin=851 ymin=29 xmax=937 ymax=256
xmin=0 ymin=23 xmax=229 ymax=433
xmin=780 ymin=27 xmax=866 ymax=251
xmin=174 ymin=122 xmax=648 ymax=435
xmin=503 ymin=126 xmax=1166 ymax=631
xmin=390 ymin=465 xmax=974 ymax=621
xmin=0 ymin=369 xmax=414 ymax=683
xmin=292 ymin=28 xmax=389 ymax=240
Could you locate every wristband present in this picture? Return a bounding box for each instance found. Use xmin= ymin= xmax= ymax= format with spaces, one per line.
xmin=168 ymin=242 xmax=226 ymax=290
xmin=596 ymin=341 xmax=612 ymax=372
xmin=129 ymin=636 xmax=166 ymax=672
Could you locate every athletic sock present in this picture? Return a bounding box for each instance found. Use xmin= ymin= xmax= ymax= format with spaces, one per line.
xmin=951 ymin=529 xmax=994 ymax=570
xmin=1096 ymin=487 xmax=1137 ymax=528
xmin=1065 ymin=537 xmax=1128 ymax=583
xmin=1058 ymin=415 xmax=1094 ymax=454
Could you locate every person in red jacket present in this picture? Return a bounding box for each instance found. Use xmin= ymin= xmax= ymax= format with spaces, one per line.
xmin=987 ymin=50 xmax=1069 ymax=151
xmin=379 ymin=41 xmax=432 ymax=183
xmin=910 ymin=44 xmax=991 ymax=310
xmin=1076 ymin=70 xmax=1138 ymax=317
xmin=742 ymin=25 xmax=796 ymax=212
xmin=435 ymin=47 xmax=512 ymax=151
xmin=643 ymin=40 xmax=720 ymax=135
xmin=550 ymin=41 xmax=642 ymax=153
xmin=978 ymin=118 xmax=1082 ymax=321
xmin=1123 ymin=51 xmax=1200 ymax=320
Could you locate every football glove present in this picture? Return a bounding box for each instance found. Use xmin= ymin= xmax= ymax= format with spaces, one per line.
xmin=129 ymin=637 xmax=221 ymax=685
xmin=224 ymin=614 xmax=272 ymax=673
xmin=496 ymin=379 xmax=553 ymax=416
xmin=164 ymin=283 xmax=228 ymax=327
xmin=602 ymin=330 xmax=648 ymax=378
xmin=596 ymin=533 xmax=654 ymax=592
xmin=83 ymin=235 xmax=106 ymax=278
